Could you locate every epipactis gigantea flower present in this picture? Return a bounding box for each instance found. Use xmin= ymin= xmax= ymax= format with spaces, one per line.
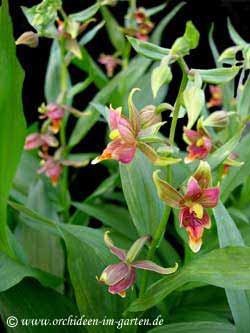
xmin=38 ymin=151 xmax=89 ymax=186
xmin=222 ymin=152 xmax=244 ymax=178
xmin=183 ymin=120 xmax=212 ymax=163
xmin=97 ymin=232 xmax=178 ymax=297
xmin=98 ymin=54 xmax=122 ymax=77
xmin=153 ymin=161 xmax=220 ymax=253
xmin=39 ymin=103 xmax=65 ymax=134
xmin=24 ymin=133 xmax=59 ymax=152
xmin=92 ymin=89 xmax=181 ymax=166
xmin=207 ymin=85 xmax=222 ymax=108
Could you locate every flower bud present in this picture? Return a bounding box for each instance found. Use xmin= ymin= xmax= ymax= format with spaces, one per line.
xmin=203 ymin=110 xmax=229 ymax=128
xmin=16 ymin=31 xmax=39 ymax=48
xmin=139 ymin=105 xmax=162 ymax=128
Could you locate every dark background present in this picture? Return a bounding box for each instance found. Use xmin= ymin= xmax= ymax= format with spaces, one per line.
xmin=8 ymin=0 xmax=250 ymax=200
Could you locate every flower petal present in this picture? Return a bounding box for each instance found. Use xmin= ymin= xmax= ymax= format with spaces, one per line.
xmin=126 ymin=235 xmax=151 ymax=263
xmin=192 ymin=160 xmax=212 ymax=189
xmin=197 ymin=186 xmax=220 ymax=208
xmin=104 ymin=231 xmax=127 ymax=261
xmin=128 ymin=88 xmax=141 ymax=135
xmin=186 ymin=177 xmax=201 ymax=197
xmin=108 ymin=267 xmax=136 ymax=297
xmin=131 ymin=260 xmax=178 ymax=275
xmin=118 ymin=117 xmax=136 ymax=144
xmin=98 ymin=262 xmax=129 ymax=286
xmin=109 ymin=106 xmax=122 ymax=130
xmin=24 ymin=133 xmax=43 ymax=150
xmin=91 ymin=139 xmax=136 ymax=165
xmin=153 ymin=170 xmax=183 ymax=208
xmin=183 ymin=128 xmax=200 ymax=144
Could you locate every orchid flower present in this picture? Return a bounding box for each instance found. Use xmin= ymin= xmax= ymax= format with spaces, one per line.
xmin=92 ymin=89 xmax=181 ymax=166
xmin=207 ymin=85 xmax=222 ymax=108
xmin=183 ymin=120 xmax=212 ymax=163
xmin=153 ymin=161 xmax=220 ymax=253
xmin=24 ymin=132 xmax=58 ymax=151
xmin=39 ymin=103 xmax=65 ymax=134
xmin=97 ymin=232 xmax=178 ymax=298
xmin=222 ymin=152 xmax=244 ymax=178
xmin=38 ymin=151 xmax=89 ymax=186
xmin=98 ymin=54 xmax=122 ymax=77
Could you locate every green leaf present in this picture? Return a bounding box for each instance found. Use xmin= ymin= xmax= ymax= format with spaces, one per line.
xmin=120 ymin=151 xmax=165 ymax=235
xmin=171 ymin=21 xmax=200 ymax=56
xmin=221 ymin=133 xmax=250 ymax=202
xmin=213 ymin=202 xmax=250 ymax=333
xmin=127 ymin=36 xmax=170 ymax=61
xmin=0 ymin=279 xmax=84 ymax=333
xmin=101 ymin=6 xmax=126 ymax=54
xmin=146 ymin=3 xmax=168 ymax=17
xmin=72 ymin=202 xmax=136 ymax=239
xmin=79 ymin=21 xmax=105 ymax=46
xmin=0 ymin=251 xmax=61 ymax=292
xmin=227 ymin=18 xmax=248 ymax=46
xmin=238 ymin=78 xmax=250 ymax=118
xmin=151 ymin=63 xmax=172 ymax=98
xmin=127 ymin=247 xmax=250 ymax=312
xmin=208 ymin=24 xmax=220 ymax=67
xmin=149 ymin=321 xmax=236 ymax=333
xmin=0 ymin=0 xmax=26 ymax=257
xmin=45 ymin=40 xmax=71 ymax=103
xmin=69 ymin=2 xmax=100 ymax=22
xmin=196 ymin=67 xmax=240 ymax=84
xmin=207 ymin=128 xmax=242 ymax=170
xmin=15 ymin=180 xmax=64 ymax=281
xmin=61 ymin=225 xmax=130 ymax=333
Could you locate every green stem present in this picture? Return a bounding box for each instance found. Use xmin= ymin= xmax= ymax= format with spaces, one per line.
xmin=139 ymin=167 xmax=172 ymax=297
xmin=169 ymin=59 xmax=189 ymax=145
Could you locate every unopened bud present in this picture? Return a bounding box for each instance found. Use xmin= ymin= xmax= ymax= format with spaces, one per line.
xmin=139 ymin=105 xmax=162 ymax=128
xmin=203 ymin=110 xmax=229 ymax=128
xmin=16 ymin=31 xmax=39 ymax=48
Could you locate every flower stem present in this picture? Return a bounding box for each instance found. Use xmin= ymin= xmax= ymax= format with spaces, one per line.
xmin=139 ymin=167 xmax=172 ymax=297
xmin=169 ymin=59 xmax=189 ymax=145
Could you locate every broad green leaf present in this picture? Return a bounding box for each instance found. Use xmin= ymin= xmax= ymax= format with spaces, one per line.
xmin=227 ymin=18 xmax=248 ymax=46
xmin=196 ymin=67 xmax=240 ymax=84
xmin=0 ymin=279 xmax=84 ymax=333
xmin=0 ymin=251 xmax=61 ymax=292
xmin=120 ymin=151 xmax=165 ymax=235
xmin=69 ymin=2 xmax=100 ymax=22
xmin=45 ymin=40 xmax=71 ymax=103
xmin=127 ymin=247 xmax=250 ymax=312
xmin=0 ymin=0 xmax=26 ymax=257
xmin=15 ymin=179 xmax=64 ymax=281
xmin=213 ymin=202 xmax=250 ymax=333
xmin=61 ymin=225 xmax=130 ymax=333
xmin=127 ymin=36 xmax=170 ymax=61
xmin=149 ymin=321 xmax=236 ymax=333
xmin=101 ymin=6 xmax=126 ymax=54
xmin=238 ymin=78 xmax=250 ymax=118
xmin=171 ymin=21 xmax=200 ymax=56
xmin=207 ymin=128 xmax=242 ymax=170
xmin=72 ymin=202 xmax=136 ymax=239
xmin=11 ymin=151 xmax=39 ymax=204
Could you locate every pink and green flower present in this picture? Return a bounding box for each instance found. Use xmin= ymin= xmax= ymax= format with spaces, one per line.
xmin=153 ymin=161 xmax=220 ymax=252
xmin=97 ymin=232 xmax=178 ymax=297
